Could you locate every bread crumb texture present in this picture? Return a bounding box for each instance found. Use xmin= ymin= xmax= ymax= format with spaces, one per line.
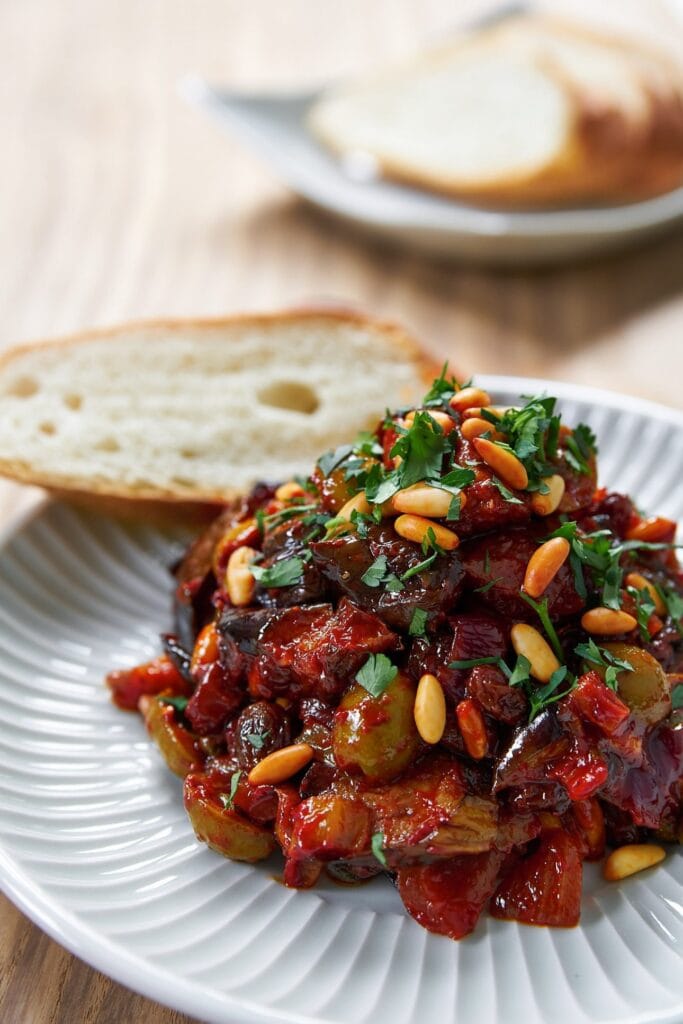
xmin=0 ymin=318 xmax=426 ymax=500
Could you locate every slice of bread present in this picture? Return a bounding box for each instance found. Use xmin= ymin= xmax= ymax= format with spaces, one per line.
xmin=0 ymin=311 xmax=436 ymax=513
xmin=309 ymin=38 xmax=577 ymax=202
xmin=308 ymin=13 xmax=683 ymax=209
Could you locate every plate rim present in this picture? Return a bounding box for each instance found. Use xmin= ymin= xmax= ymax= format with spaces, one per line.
xmin=0 ymin=374 xmax=682 ymax=1024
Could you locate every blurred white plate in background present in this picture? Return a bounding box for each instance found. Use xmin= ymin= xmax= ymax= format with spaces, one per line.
xmin=181 ymin=76 xmax=683 ymax=267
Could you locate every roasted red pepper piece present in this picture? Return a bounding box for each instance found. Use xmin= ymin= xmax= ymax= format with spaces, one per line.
xmin=106 ymin=654 xmax=191 ymax=711
xmin=566 ymin=670 xmax=630 ymax=736
xmin=185 ymin=623 xmax=245 ymax=735
xmin=397 ymin=850 xmax=505 ymax=940
xmin=490 ymin=831 xmax=583 ymax=927
xmin=548 ymin=748 xmax=609 ymax=801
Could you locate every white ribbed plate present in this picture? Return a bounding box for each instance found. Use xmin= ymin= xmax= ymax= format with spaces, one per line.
xmin=0 ymin=376 xmax=682 ymax=1024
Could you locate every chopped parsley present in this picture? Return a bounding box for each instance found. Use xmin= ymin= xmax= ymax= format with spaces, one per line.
xmin=246 ymin=731 xmax=270 ymax=750
xmin=519 ymin=593 xmax=564 ymax=661
xmin=371 ymin=830 xmax=388 ymax=868
xmin=361 ymin=554 xmax=404 ymax=592
xmin=491 ymin=476 xmax=524 ymax=505
xmin=317 ymin=444 xmax=354 ymax=477
xmin=548 ymin=521 xmax=679 ymax=612
xmin=390 ymin=411 xmax=451 ymax=489
xmin=219 ymin=770 xmax=242 ymax=811
xmin=508 ymin=654 xmax=532 ymax=687
xmin=355 ymin=654 xmax=398 ymax=697
xmin=511 ymin=664 xmax=575 ymax=721
xmin=448 ymin=655 xmax=511 ymax=678
xmin=657 ymin=584 xmax=683 ymax=633
xmin=158 ymin=695 xmax=189 ymax=713
xmin=408 ymin=607 xmax=428 ymax=637
xmin=575 ymin=639 xmax=633 ymax=691
xmin=474 ymin=576 xmax=504 ymax=594
xmin=400 ymin=551 xmax=437 ymax=580
xmin=361 ymin=555 xmax=390 ymax=588
xmin=672 ymin=684 xmax=683 ymax=710
xmin=564 ymin=423 xmax=597 ymax=476
xmin=250 ymin=555 xmax=306 ymax=588
xmin=626 ymin=585 xmax=657 ymax=641
xmin=421 ymin=362 xmax=463 ymax=409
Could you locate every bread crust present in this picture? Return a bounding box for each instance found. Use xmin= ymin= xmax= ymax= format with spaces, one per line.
xmin=0 ymin=309 xmax=439 ymax=511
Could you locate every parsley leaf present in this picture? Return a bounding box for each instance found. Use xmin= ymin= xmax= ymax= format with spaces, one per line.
xmin=574 ymin=639 xmax=633 ymax=691
xmin=627 ymin=585 xmax=657 ymax=642
xmin=508 ymin=654 xmax=532 ymax=687
xmin=440 ymin=466 xmax=476 ymax=490
xmin=491 ymin=476 xmax=524 ymax=504
xmin=526 ymin=665 xmax=575 ymax=721
xmin=658 ymin=584 xmax=683 ymax=633
xmin=473 ymin=576 xmax=504 ymax=594
xmin=246 ymin=731 xmax=270 ymax=750
xmin=317 ymin=445 xmax=354 ymax=477
xmin=362 ymin=555 xmax=390 ymax=588
xmin=448 ymin=655 xmax=511 ymax=678
xmin=400 ymin=552 xmax=437 ymax=580
xmin=564 ymin=423 xmax=597 ymax=476
xmin=250 ymin=556 xmax=305 ymax=588
xmin=371 ymin=830 xmax=388 ymax=868
xmin=355 ymin=654 xmax=398 ymax=697
xmin=421 ymin=363 xmax=462 ymax=408
xmin=408 ymin=608 xmax=428 ymax=637
xmin=672 ymin=684 xmax=683 ymax=710
xmin=519 ymin=593 xmax=564 ymax=661
xmin=158 ymin=695 xmax=189 ymax=713
xmin=389 ymin=411 xmax=451 ymax=489
xmin=360 ymin=554 xmax=404 ymax=592
xmin=219 ymin=770 xmax=242 ymax=811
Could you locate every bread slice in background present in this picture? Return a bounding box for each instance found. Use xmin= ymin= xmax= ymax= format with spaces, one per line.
xmin=0 ymin=311 xmax=436 ymax=514
xmin=307 ymin=13 xmax=683 ymax=209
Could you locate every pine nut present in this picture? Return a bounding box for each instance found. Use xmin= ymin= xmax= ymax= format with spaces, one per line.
xmin=392 ymin=484 xmax=466 ymax=518
xmin=603 ymin=843 xmax=666 ymax=881
xmin=226 ymin=546 xmax=258 ymax=606
xmin=460 ymin=417 xmax=503 ymax=442
xmin=404 ymin=409 xmax=456 ymax=434
xmin=191 ymin=623 xmax=220 ymax=674
xmin=414 ymin=673 xmax=446 ymax=744
xmin=625 ymin=516 xmax=676 ymax=543
xmin=449 ymin=386 xmax=491 ymax=414
xmin=275 ymin=481 xmax=306 ymax=502
xmin=581 ymin=607 xmax=637 ymax=635
xmin=511 ymin=623 xmax=561 ymax=683
xmin=394 ymin=514 xmax=459 ymax=550
xmin=455 ymin=698 xmax=488 ymax=759
xmin=461 ymin=405 xmax=511 ymax=421
xmin=248 ymin=743 xmax=314 ymax=786
xmin=530 ymin=474 xmax=566 ymax=516
xmin=338 ymin=491 xmax=371 ymax=520
xmin=473 ymin=437 xmax=529 ymax=490
xmin=624 ymin=573 xmax=666 ymax=615
xmin=523 ymin=537 xmax=570 ymax=598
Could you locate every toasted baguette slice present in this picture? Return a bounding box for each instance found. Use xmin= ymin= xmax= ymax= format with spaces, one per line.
xmin=0 ymin=311 xmax=436 ymax=513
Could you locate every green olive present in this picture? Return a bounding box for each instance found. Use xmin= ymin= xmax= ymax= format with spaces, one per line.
xmin=142 ymin=697 xmax=200 ymax=778
xmin=601 ymin=643 xmax=671 ymax=726
xmin=184 ymin=775 xmax=276 ymax=862
xmin=332 ymin=672 xmax=420 ymax=782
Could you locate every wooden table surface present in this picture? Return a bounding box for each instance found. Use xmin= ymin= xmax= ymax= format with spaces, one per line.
xmin=1 ymin=1 xmax=682 ymax=1021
